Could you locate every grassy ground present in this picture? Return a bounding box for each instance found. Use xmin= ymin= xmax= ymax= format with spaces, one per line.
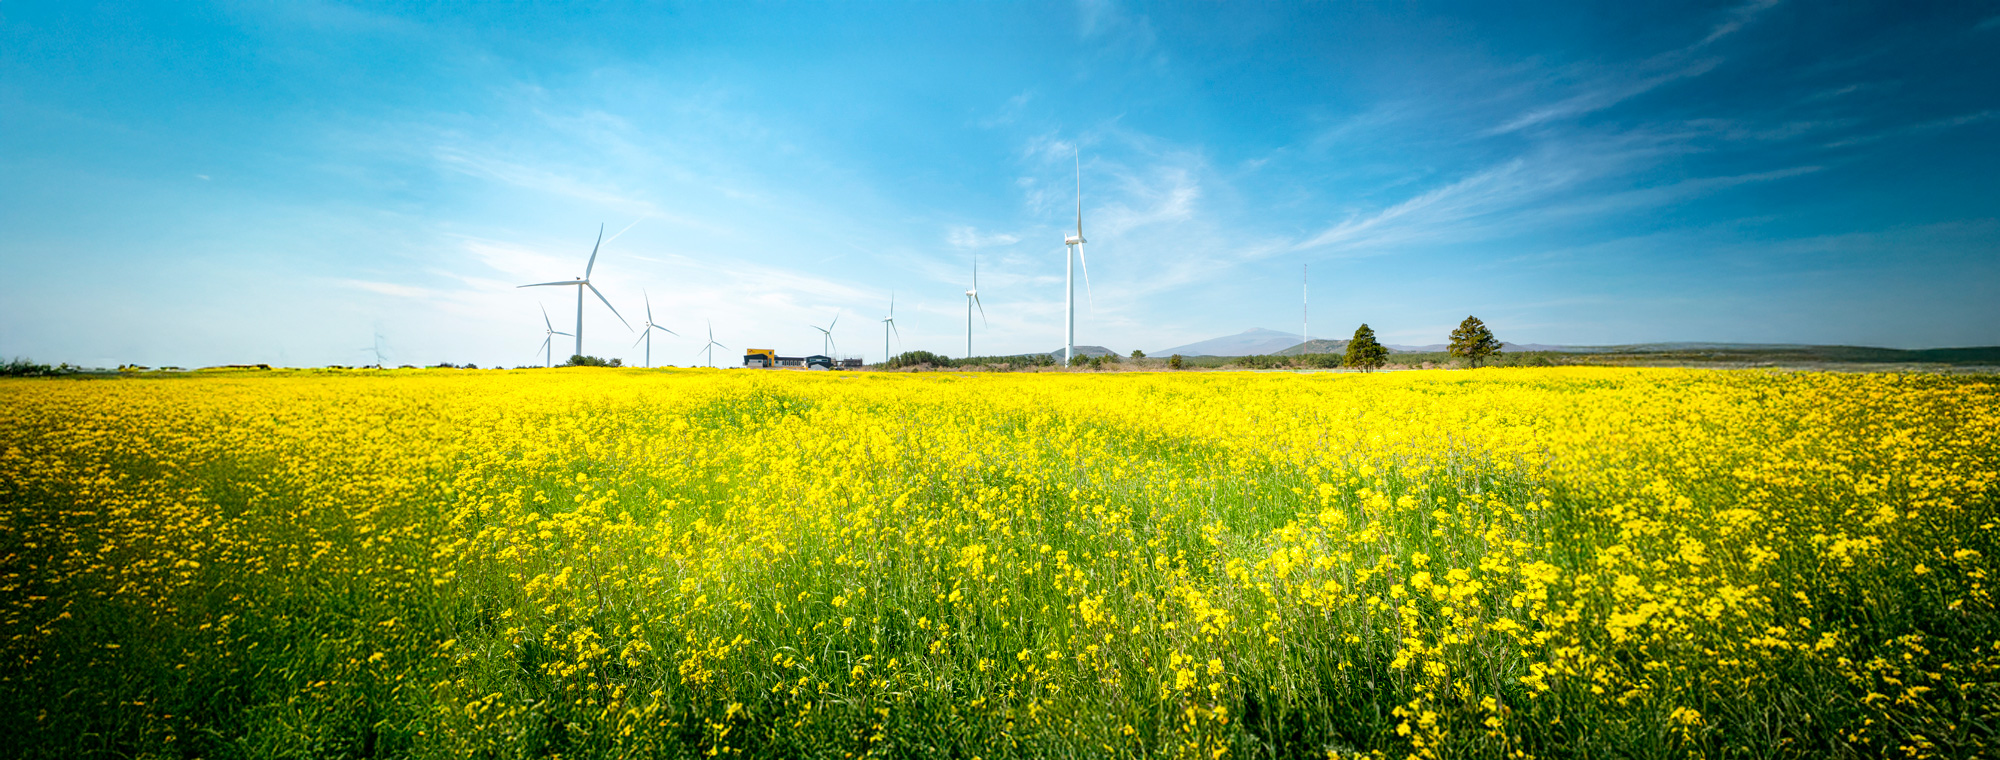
xmin=3 ymin=367 xmax=1997 ymax=758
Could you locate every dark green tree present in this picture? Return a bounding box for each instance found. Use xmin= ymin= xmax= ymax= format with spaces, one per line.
xmin=1343 ymin=324 xmax=1388 ymax=371
xmin=1168 ymin=354 xmax=1184 ymax=370
xmin=1130 ymin=349 xmax=1146 ymax=359
xmin=1448 ymin=316 xmax=1503 ymax=368
xmin=882 ymin=350 xmax=954 ymax=369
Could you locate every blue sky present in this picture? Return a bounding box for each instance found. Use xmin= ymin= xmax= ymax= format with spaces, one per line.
xmin=3 ymin=1 xmax=1996 ymax=367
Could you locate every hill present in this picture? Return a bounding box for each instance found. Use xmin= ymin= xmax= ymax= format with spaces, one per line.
xmin=1157 ymin=328 xmax=1313 ymax=357
xmin=1042 ymin=345 xmax=1119 ymax=359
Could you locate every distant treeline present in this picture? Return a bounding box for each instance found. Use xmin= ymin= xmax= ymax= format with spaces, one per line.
xmin=2 ymin=358 xmax=87 ymax=377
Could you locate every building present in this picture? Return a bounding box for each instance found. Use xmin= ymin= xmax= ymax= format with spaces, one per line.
xmin=744 ymin=349 xmax=834 ymax=369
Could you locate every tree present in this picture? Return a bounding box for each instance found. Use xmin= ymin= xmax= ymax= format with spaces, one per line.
xmin=564 ymin=355 xmax=623 ymax=367
xmin=1343 ymin=324 xmax=1388 ymax=371
xmin=882 ymin=350 xmax=953 ymax=369
xmin=1169 ymin=354 xmax=1184 ymax=370
xmin=1448 ymin=316 xmax=1503 ymax=368
xmin=1130 ymin=349 xmax=1146 ymax=359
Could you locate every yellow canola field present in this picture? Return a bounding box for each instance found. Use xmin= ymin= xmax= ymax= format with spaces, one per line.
xmin=2 ymin=367 xmax=1997 ymax=759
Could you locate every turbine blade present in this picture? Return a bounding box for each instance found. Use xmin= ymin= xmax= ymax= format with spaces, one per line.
xmin=652 ymin=324 xmax=678 ymax=337
xmin=1078 ymin=243 xmax=1094 ymax=310
xmin=975 ymin=294 xmax=987 ymax=327
xmin=830 ymin=311 xmax=839 ymax=330
xmin=973 ymin=253 xmax=979 ymax=289
xmin=585 ymin=223 xmax=604 ymax=278
xmin=1075 ymin=147 xmax=1083 ymax=238
xmin=552 ymin=331 xmax=573 ymax=337
xmin=587 ymin=282 xmax=631 ymax=330
xmin=634 ymin=332 xmax=649 ymax=349
xmin=518 ymin=280 xmax=577 ymax=288
xmin=644 ymin=290 xmax=653 ymax=323
xmin=542 ymin=303 xmax=554 ymax=331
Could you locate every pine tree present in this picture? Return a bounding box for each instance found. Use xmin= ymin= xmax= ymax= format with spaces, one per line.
xmin=1343 ymin=324 xmax=1388 ymax=371
xmin=1447 ymin=316 xmax=1503 ymax=368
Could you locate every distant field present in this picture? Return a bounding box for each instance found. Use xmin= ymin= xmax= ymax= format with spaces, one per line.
xmin=4 ymin=368 xmax=1997 ymax=758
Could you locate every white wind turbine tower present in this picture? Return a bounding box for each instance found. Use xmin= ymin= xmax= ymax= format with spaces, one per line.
xmin=696 ymin=321 xmax=727 ymax=368
xmin=633 ymin=292 xmax=678 ymax=368
xmin=811 ymin=311 xmax=840 ymax=356
xmin=537 ymin=304 xmax=572 ymax=368
xmin=517 ymin=224 xmax=630 ymax=359
xmin=1062 ymin=148 xmax=1094 ymax=367
xmin=880 ymin=294 xmax=900 ymax=365
xmin=964 ymin=254 xmax=988 ymax=358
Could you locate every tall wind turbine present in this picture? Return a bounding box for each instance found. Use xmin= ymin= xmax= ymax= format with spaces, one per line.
xmin=811 ymin=311 xmax=840 ymax=356
xmin=538 ymin=304 xmax=573 ymax=368
xmin=632 ymin=291 xmax=678 ymax=368
xmin=1062 ymin=148 xmax=1094 ymax=367
xmin=880 ymin=294 xmax=900 ymax=365
xmin=964 ymin=253 xmax=987 ymax=358
xmin=697 ymin=321 xmax=727 ymax=368
xmin=517 ymin=224 xmax=631 ymax=359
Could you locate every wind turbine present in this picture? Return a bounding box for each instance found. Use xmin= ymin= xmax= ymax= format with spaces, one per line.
xmin=1062 ymin=148 xmax=1094 ymax=367
xmin=880 ymin=293 xmax=900 ymax=365
xmin=965 ymin=253 xmax=987 ymax=358
xmin=696 ymin=321 xmax=727 ymax=368
xmin=517 ymin=224 xmax=631 ymax=360
xmin=1303 ymin=263 xmax=1309 ymax=355
xmin=537 ymin=304 xmax=573 ymax=368
xmin=632 ymin=291 xmax=678 ymax=368
xmin=359 ymin=331 xmax=388 ymax=368
xmin=811 ymin=311 xmax=840 ymax=356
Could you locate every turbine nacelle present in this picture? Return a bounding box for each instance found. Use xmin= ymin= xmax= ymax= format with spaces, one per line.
xmin=1065 ymin=234 xmax=1086 ymax=246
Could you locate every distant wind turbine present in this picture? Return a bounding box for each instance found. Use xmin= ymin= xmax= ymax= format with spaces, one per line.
xmin=1062 ymin=148 xmax=1094 ymax=367
xmin=359 ymin=331 xmax=388 ymax=367
xmin=517 ymin=224 xmax=630 ymax=359
xmin=697 ymin=321 xmax=727 ymax=368
xmin=632 ymin=291 xmax=678 ymax=368
xmin=965 ymin=253 xmax=987 ymax=358
xmin=537 ymin=304 xmax=573 ymax=367
xmin=811 ymin=311 xmax=840 ymax=356
xmin=880 ymin=293 xmax=901 ymax=365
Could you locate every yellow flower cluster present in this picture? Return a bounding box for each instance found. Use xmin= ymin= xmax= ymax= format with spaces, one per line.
xmin=2 ymin=367 xmax=1995 ymax=758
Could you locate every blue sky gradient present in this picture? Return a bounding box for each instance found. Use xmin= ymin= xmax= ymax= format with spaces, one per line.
xmin=3 ymin=1 xmax=1996 ymax=367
